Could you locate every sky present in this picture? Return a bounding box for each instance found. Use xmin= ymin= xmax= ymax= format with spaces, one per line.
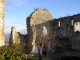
xmin=5 ymin=0 xmax=80 ymax=34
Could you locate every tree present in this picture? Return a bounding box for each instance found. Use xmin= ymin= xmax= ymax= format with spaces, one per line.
xmin=36 ymin=33 xmax=54 ymax=60
xmin=35 ymin=27 xmax=57 ymax=60
xmin=36 ymin=35 xmax=45 ymax=60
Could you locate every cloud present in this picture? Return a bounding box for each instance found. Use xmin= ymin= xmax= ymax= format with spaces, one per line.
xmin=6 ymin=0 xmax=41 ymax=8
xmin=5 ymin=21 xmax=27 ymax=34
xmin=6 ymin=0 xmax=27 ymax=7
xmin=9 ymin=22 xmax=26 ymax=25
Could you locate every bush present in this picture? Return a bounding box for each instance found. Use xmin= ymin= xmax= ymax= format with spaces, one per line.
xmin=0 ymin=44 xmax=28 ymax=60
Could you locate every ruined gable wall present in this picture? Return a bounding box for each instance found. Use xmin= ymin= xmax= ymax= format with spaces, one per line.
xmin=27 ymin=8 xmax=54 ymax=53
xmin=27 ymin=8 xmax=53 ymax=34
xmin=30 ymin=8 xmax=53 ymax=25
xmin=26 ymin=8 xmax=80 ymax=53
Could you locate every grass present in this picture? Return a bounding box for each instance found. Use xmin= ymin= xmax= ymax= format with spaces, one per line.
xmin=27 ymin=58 xmax=39 ymax=60
xmin=27 ymin=52 xmax=80 ymax=60
xmin=49 ymin=53 xmax=61 ymax=60
xmin=27 ymin=56 xmax=39 ymax=60
xmin=27 ymin=55 xmax=52 ymax=60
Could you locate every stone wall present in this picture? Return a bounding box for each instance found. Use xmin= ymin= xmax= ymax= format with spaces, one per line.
xmin=26 ymin=8 xmax=54 ymax=54
xmin=9 ymin=26 xmax=31 ymax=53
xmin=50 ymin=14 xmax=80 ymax=51
xmin=9 ymin=8 xmax=80 ymax=54
xmin=26 ymin=8 xmax=80 ymax=53
xmin=0 ymin=0 xmax=5 ymax=46
xmin=9 ymin=27 xmax=25 ymax=45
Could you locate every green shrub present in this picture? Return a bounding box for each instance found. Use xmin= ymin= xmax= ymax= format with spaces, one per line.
xmin=0 ymin=44 xmax=27 ymax=60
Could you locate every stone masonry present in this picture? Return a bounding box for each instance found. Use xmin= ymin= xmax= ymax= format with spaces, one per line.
xmin=9 ymin=26 xmax=28 ymax=44
xmin=9 ymin=8 xmax=80 ymax=54
xmin=50 ymin=14 xmax=80 ymax=51
xmin=26 ymin=8 xmax=80 ymax=53
xmin=0 ymin=0 xmax=5 ymax=46
xmin=9 ymin=27 xmax=29 ymax=53
xmin=27 ymin=8 xmax=54 ymax=54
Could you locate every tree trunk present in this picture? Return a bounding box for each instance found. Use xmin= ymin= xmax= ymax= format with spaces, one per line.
xmin=38 ymin=47 xmax=42 ymax=60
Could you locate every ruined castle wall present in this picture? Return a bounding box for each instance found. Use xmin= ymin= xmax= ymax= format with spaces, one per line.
xmin=51 ymin=14 xmax=80 ymax=38
xmin=50 ymin=14 xmax=80 ymax=51
xmin=70 ymin=32 xmax=80 ymax=50
xmin=9 ymin=27 xmax=30 ymax=53
xmin=26 ymin=8 xmax=80 ymax=53
xmin=9 ymin=27 xmax=26 ymax=45
xmin=23 ymin=7 xmax=80 ymax=53
xmin=9 ymin=8 xmax=80 ymax=53
xmin=27 ymin=8 xmax=54 ymax=53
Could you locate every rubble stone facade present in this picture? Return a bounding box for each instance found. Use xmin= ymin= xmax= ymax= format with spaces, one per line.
xmin=0 ymin=0 xmax=5 ymax=46
xmin=27 ymin=8 xmax=80 ymax=53
xmin=27 ymin=8 xmax=54 ymax=53
xmin=9 ymin=27 xmax=26 ymax=52
xmin=9 ymin=26 xmax=28 ymax=44
xmin=52 ymin=14 xmax=80 ymax=51
xmin=9 ymin=8 xmax=80 ymax=54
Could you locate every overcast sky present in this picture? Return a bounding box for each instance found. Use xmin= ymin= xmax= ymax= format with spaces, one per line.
xmin=5 ymin=0 xmax=80 ymax=34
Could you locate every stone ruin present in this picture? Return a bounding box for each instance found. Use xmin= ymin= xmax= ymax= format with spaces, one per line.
xmin=9 ymin=8 xmax=80 ymax=54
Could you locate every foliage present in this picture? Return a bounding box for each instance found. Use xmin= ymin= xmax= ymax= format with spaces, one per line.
xmin=0 ymin=44 xmax=27 ymax=60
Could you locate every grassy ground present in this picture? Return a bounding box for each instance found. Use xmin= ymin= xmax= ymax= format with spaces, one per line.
xmin=27 ymin=56 xmax=39 ymax=60
xmin=27 ymin=55 xmax=52 ymax=60
xmin=27 ymin=52 xmax=80 ymax=60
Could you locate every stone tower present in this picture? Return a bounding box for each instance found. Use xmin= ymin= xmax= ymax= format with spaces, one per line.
xmin=0 ymin=0 xmax=5 ymax=46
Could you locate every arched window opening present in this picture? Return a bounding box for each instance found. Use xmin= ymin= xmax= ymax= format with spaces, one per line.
xmin=71 ymin=20 xmax=73 ymax=26
xmin=43 ymin=26 xmax=48 ymax=37
xmin=58 ymin=21 xmax=60 ymax=27
xmin=78 ymin=22 xmax=80 ymax=31
xmin=74 ymin=22 xmax=80 ymax=32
